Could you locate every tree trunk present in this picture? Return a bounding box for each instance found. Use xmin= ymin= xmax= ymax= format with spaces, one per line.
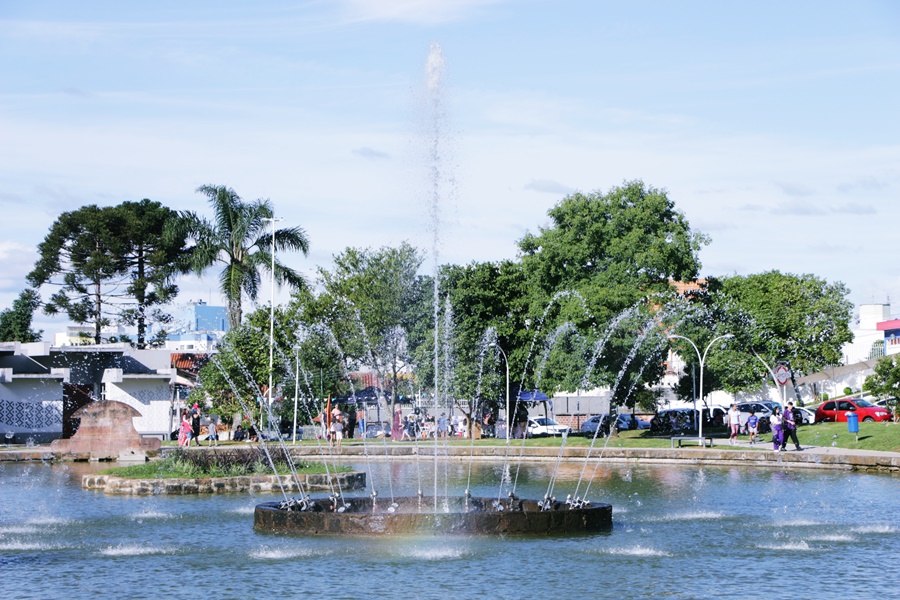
xmin=135 ymin=244 xmax=147 ymax=348
xmin=93 ymin=278 xmax=102 ymax=344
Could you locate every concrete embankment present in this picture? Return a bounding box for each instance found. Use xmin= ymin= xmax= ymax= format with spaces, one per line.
xmin=82 ymin=471 xmax=366 ymax=495
xmin=2 ymin=443 xmax=899 ymax=473
xmin=272 ymin=443 xmax=900 ymax=473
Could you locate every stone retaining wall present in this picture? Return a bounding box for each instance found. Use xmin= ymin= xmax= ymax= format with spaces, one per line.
xmin=82 ymin=471 xmax=366 ymax=495
xmin=274 ymin=445 xmax=900 ymax=473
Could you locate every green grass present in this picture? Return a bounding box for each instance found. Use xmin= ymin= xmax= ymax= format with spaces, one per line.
xmin=351 ymin=423 xmax=900 ymax=452
xmin=100 ymin=455 xmax=350 ymax=479
xmin=149 ymin=422 xmax=900 ymax=455
xmin=795 ymin=421 xmax=900 ymax=453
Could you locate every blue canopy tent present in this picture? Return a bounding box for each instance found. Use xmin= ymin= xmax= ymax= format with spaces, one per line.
xmin=518 ymin=390 xmax=549 ymax=402
xmin=501 ymin=390 xmax=555 ymax=439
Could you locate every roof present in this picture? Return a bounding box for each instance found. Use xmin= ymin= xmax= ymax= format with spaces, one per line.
xmin=171 ymin=353 xmax=210 ymax=371
xmin=876 ymin=319 xmax=900 ymax=331
xmin=795 ymin=359 xmax=881 ymax=385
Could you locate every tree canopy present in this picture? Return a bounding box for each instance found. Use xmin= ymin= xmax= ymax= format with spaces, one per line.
xmin=175 ymin=185 xmax=310 ymax=330
xmin=513 ymin=180 xmax=707 ymax=402
xmin=670 ymin=271 xmax=854 ymax=402
xmin=27 ymin=200 xmax=188 ymax=346
xmin=863 ymin=356 xmax=900 ymax=417
xmin=0 ymin=289 xmax=43 ymax=343
xmin=303 ymin=242 xmax=430 ymax=410
xmin=519 ymin=180 xmax=708 ymax=324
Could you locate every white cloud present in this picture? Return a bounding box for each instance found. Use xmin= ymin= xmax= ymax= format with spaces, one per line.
xmin=832 ymin=203 xmax=876 ymax=215
xmin=524 ymin=179 xmax=574 ymax=195
xmin=353 ymin=147 xmax=391 ymax=160
xmin=335 ymin=0 xmax=508 ymax=24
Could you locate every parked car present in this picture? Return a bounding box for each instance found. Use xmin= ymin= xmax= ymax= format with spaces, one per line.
xmin=795 ymin=406 xmax=816 ymax=425
xmin=580 ymin=415 xmax=608 ymax=436
xmin=650 ymin=407 xmax=726 ymax=434
xmin=650 ymin=408 xmax=696 ymax=434
xmin=579 ymin=414 xmax=646 ymax=436
xmin=527 ymin=417 xmax=571 ymax=437
xmin=814 ymin=398 xmax=892 ymax=423
xmin=364 ymin=422 xmax=392 ymax=438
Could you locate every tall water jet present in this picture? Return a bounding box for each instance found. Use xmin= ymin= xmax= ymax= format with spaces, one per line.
xmin=425 ymin=42 xmax=446 ymax=511
xmin=254 ymin=44 xmax=612 ymax=537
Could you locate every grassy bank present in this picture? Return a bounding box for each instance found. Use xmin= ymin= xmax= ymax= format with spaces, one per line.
xmin=324 ymin=422 xmax=900 ymax=452
xmin=100 ymin=449 xmax=351 ymax=479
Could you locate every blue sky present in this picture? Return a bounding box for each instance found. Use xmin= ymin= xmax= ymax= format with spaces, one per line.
xmin=2 ymin=0 xmax=899 ymax=337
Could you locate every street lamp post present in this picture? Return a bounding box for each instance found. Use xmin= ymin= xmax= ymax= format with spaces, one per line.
xmin=490 ymin=342 xmax=510 ymax=439
xmin=263 ymin=216 xmax=283 ymax=433
xmin=668 ymin=333 xmax=734 ymax=445
xmin=293 ymin=345 xmax=300 ymax=444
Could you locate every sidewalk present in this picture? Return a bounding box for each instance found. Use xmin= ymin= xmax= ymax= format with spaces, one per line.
xmin=3 ymin=440 xmax=899 ymax=472
xmin=725 ymin=436 xmax=900 ymax=458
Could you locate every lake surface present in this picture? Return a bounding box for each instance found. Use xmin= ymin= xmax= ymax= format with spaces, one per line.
xmin=1 ymin=458 xmax=897 ymax=599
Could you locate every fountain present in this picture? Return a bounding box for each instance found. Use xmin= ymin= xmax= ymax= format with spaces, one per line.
xmin=252 ymin=43 xmax=612 ymax=537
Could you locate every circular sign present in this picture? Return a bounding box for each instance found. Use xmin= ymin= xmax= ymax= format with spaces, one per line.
xmin=774 ymin=365 xmax=790 ymax=386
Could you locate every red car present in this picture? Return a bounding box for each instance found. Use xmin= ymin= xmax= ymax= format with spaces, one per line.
xmin=814 ymin=398 xmax=892 ymax=423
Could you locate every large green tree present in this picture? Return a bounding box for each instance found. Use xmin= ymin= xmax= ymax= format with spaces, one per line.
xmin=672 ymin=271 xmax=854 ymax=402
xmin=519 ymin=180 xmax=708 ymax=322
xmin=306 ymin=242 xmax=430 ymax=413
xmin=28 ymin=201 xmax=188 ymax=346
xmin=863 ymin=356 xmax=900 ymax=417
xmin=0 ymin=289 xmax=43 ymax=343
xmin=28 ymin=204 xmax=131 ymax=344
xmin=175 ymin=185 xmax=309 ymax=330
xmin=438 ymin=260 xmax=529 ymax=411
xmin=516 ymin=180 xmax=707 ymax=400
xmin=116 ymin=199 xmax=189 ymax=347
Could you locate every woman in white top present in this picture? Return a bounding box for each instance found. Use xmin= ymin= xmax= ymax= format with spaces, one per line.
xmin=727 ymin=404 xmax=741 ymax=445
xmin=770 ymin=407 xmax=783 ymax=452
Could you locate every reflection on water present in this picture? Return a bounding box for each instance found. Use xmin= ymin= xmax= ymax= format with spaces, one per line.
xmin=0 ymin=460 xmax=896 ymax=599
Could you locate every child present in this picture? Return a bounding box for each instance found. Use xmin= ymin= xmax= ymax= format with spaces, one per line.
xmin=179 ymin=410 xmax=192 ymax=447
xmin=207 ymin=416 xmax=218 ymax=446
xmin=746 ymin=410 xmax=759 ymax=445
xmin=330 ymin=410 xmax=343 ymax=449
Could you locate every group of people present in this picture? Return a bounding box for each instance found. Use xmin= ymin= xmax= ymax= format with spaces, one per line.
xmin=726 ymin=402 xmax=802 ymax=451
xmin=177 ymin=404 xmax=220 ymax=447
xmin=317 ymin=406 xmax=368 ymax=446
xmin=391 ymin=408 xmax=471 ymax=440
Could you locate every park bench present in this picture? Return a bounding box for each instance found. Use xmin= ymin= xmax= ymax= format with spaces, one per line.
xmin=671 ymin=436 xmax=714 ymax=448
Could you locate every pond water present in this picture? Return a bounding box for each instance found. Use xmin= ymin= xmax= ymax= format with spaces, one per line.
xmin=0 ymin=459 xmax=896 ymax=599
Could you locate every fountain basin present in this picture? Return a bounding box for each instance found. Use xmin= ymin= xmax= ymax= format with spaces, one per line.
xmin=254 ymin=496 xmax=612 ymax=536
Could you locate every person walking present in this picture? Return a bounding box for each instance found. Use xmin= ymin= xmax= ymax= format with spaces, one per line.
xmin=357 ymin=408 xmax=366 ymax=438
xmin=781 ymin=402 xmax=802 ymax=451
xmin=746 ymin=410 xmax=759 ymax=445
xmin=437 ymin=413 xmax=449 ymax=439
xmin=330 ymin=408 xmax=343 ymax=450
xmin=207 ymin=416 xmax=218 ymax=446
xmin=770 ymin=406 xmax=783 ymax=452
xmin=392 ymin=407 xmax=403 ymax=441
xmin=727 ymin=404 xmax=741 ymax=445
xmin=190 ymin=404 xmax=201 ymax=446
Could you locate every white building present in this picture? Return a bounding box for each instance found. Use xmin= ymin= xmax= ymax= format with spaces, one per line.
xmin=0 ymin=342 xmax=175 ymax=443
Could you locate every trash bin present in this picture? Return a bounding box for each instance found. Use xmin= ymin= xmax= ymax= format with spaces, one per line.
xmin=847 ymin=411 xmax=859 ymax=433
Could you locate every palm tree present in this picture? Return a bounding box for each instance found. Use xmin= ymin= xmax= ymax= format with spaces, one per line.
xmin=176 ymin=185 xmax=309 ymax=329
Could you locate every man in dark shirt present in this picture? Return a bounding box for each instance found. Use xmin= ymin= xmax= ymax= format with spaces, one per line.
xmin=780 ymin=401 xmax=802 ymax=451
